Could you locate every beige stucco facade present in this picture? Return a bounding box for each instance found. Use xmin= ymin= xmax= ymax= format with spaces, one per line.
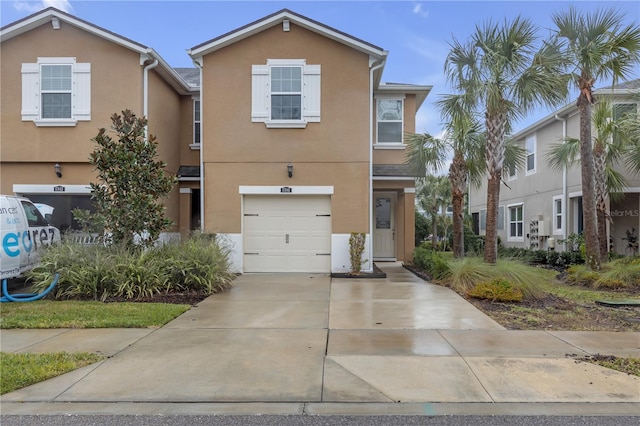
xmin=1 ymin=8 xmax=431 ymax=272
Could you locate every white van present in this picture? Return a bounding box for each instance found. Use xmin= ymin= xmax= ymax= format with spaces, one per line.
xmin=1 ymin=195 xmax=61 ymax=280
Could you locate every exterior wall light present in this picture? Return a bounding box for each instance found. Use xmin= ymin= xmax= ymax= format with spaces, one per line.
xmin=54 ymin=163 xmax=62 ymax=178
xmin=287 ymin=162 xmax=293 ymax=178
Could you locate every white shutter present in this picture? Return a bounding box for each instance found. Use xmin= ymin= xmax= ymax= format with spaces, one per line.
xmin=251 ymin=64 xmax=269 ymax=122
xmin=73 ymin=62 xmax=91 ymax=121
xmin=303 ymin=64 xmax=321 ymax=122
xmin=21 ymin=63 xmax=39 ymax=121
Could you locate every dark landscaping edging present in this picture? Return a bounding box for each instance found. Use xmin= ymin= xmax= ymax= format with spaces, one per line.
xmin=331 ymin=263 xmax=386 ymax=279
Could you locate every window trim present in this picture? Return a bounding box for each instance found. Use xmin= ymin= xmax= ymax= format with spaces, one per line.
xmin=507 ymin=203 xmax=525 ymax=242
xmin=251 ymin=59 xmax=320 ymax=129
xmin=525 ymin=134 xmax=536 ymax=175
xmin=553 ymin=195 xmax=563 ymax=235
xmin=22 ymin=57 xmax=91 ymax=127
xmin=375 ymin=95 xmax=405 ymax=145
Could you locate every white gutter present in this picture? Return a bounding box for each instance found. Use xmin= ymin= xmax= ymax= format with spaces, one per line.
xmin=369 ymin=56 xmax=386 ymax=271
xmin=143 ymin=58 xmax=159 ymax=140
xmin=555 ymin=114 xmax=568 ymax=250
xmin=193 ymin=57 xmax=205 ymax=232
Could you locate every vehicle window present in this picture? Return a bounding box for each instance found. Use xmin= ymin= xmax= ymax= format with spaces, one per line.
xmin=21 ymin=201 xmax=49 ymax=227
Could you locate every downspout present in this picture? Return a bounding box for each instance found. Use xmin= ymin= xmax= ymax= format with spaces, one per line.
xmin=555 ymin=114 xmax=567 ymax=250
xmin=193 ymin=57 xmax=204 ymax=232
xmin=369 ymin=55 xmax=386 ymax=272
xmin=143 ymin=58 xmax=159 ymax=140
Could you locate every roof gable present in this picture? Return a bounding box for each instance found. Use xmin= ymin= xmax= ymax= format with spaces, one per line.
xmin=188 ymin=9 xmax=387 ymax=60
xmin=1 ymin=7 xmax=192 ymax=94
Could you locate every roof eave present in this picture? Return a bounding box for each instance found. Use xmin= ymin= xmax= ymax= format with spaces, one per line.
xmin=188 ymin=9 xmax=386 ymax=60
xmin=1 ymin=7 xmax=148 ymax=53
xmin=376 ymin=84 xmax=433 ymax=110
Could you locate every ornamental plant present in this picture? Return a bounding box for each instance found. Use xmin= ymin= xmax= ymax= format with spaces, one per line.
xmin=349 ymin=232 xmax=366 ymax=274
xmin=89 ymin=110 xmax=176 ymax=248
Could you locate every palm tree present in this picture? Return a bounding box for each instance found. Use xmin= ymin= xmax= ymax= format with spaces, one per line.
xmin=407 ymin=100 xmax=484 ymax=259
xmin=416 ymin=175 xmax=451 ymax=250
xmin=406 ymin=114 xmax=524 ymax=259
xmin=547 ymin=99 xmax=629 ymax=259
xmin=444 ymin=17 xmax=569 ymax=263
xmin=552 ymin=7 xmax=640 ymax=269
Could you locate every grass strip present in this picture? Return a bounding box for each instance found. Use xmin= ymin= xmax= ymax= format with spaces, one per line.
xmin=0 ymin=300 xmax=190 ymax=329
xmin=580 ymin=355 xmax=640 ymax=377
xmin=1 ymin=351 xmax=104 ymax=394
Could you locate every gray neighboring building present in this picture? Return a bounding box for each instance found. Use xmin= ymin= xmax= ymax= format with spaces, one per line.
xmin=469 ymin=80 xmax=639 ymax=255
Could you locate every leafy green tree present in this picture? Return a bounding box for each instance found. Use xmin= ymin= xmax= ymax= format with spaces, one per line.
xmin=552 ymin=6 xmax=640 ymax=268
xmin=444 ymin=17 xmax=569 ymax=263
xmin=89 ymin=110 xmax=176 ymax=249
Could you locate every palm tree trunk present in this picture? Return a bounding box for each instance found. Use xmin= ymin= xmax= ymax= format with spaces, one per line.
xmin=593 ymin=144 xmax=609 ymax=262
xmin=484 ymin=111 xmax=506 ymax=264
xmin=578 ymin=91 xmax=601 ymax=270
xmin=449 ymin=151 xmax=468 ymax=259
xmin=484 ymin=171 xmax=501 ymax=263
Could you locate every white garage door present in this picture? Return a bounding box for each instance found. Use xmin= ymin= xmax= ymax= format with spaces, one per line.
xmin=243 ymin=195 xmax=331 ymax=273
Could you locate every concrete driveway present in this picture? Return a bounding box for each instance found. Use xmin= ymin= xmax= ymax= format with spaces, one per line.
xmin=2 ymin=263 xmax=639 ymax=413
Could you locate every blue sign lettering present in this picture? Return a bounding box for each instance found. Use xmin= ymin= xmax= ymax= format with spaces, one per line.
xmin=3 ymin=233 xmax=20 ymax=257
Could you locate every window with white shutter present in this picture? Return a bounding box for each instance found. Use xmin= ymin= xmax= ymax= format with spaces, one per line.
xmin=251 ymin=59 xmax=320 ymax=128
xmin=21 ymin=57 xmax=91 ymax=126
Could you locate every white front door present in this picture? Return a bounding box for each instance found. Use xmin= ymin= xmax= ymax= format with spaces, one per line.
xmin=373 ymin=192 xmax=395 ymax=259
xmin=243 ymin=195 xmax=331 ymax=273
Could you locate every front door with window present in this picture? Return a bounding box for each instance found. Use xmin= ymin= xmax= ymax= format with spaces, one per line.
xmin=373 ymin=193 xmax=395 ymax=259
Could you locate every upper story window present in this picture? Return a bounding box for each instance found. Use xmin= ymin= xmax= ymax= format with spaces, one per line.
xmin=613 ymin=103 xmax=637 ymax=145
xmin=507 ymin=163 xmax=517 ymax=181
xmin=525 ymin=134 xmax=536 ymax=174
xmin=22 ymin=57 xmax=91 ymax=127
xmin=193 ymin=99 xmax=201 ymax=148
xmin=41 ymin=65 xmax=72 ymax=118
xmin=271 ymin=66 xmax=301 ymax=120
xmin=376 ymin=98 xmax=404 ymax=144
xmin=251 ymin=59 xmax=321 ymax=128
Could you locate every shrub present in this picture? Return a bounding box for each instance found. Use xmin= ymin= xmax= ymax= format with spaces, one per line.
xmin=412 ymin=247 xmax=451 ymax=280
xmin=446 ymin=257 xmax=545 ymax=300
xmin=565 ymin=265 xmax=600 ymax=286
xmin=349 ymin=232 xmax=367 ymax=274
xmin=468 ymin=278 xmax=523 ymax=303
xmin=463 ymin=227 xmax=483 ymax=255
xmin=28 ymin=234 xmax=234 ymax=300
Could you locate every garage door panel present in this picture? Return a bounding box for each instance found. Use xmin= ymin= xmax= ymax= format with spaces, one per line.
xmin=243 ymin=195 xmax=331 ymax=273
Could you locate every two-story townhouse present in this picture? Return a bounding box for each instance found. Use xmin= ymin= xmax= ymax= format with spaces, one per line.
xmin=186 ymin=10 xmax=430 ymax=273
xmin=1 ymin=8 xmax=431 ymax=273
xmin=0 ymin=7 xmax=196 ymax=237
xmin=469 ymin=80 xmax=639 ymax=256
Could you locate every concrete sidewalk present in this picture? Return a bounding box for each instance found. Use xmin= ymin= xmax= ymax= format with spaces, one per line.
xmin=1 ymin=263 xmax=639 ymax=416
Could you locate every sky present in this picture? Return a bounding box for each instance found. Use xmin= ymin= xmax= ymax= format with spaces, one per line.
xmin=2 ymin=0 xmax=639 ymax=141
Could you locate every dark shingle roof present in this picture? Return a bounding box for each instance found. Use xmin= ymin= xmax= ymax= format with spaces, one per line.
xmin=373 ymin=164 xmax=416 ymax=178
xmin=178 ymin=165 xmax=200 ymax=178
xmin=174 ymin=68 xmax=200 ymax=87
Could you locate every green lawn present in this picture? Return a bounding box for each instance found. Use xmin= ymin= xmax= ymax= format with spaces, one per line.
xmin=1 ymin=352 xmax=104 ymax=394
xmin=0 ymin=300 xmax=190 ymax=329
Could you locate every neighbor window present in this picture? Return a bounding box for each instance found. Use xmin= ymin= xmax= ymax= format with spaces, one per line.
xmin=508 ymin=204 xmax=524 ymax=240
xmin=22 ymin=57 xmax=91 ymax=126
xmin=376 ymin=98 xmax=404 ymax=143
xmin=553 ymin=196 xmax=563 ymax=233
xmin=251 ymin=59 xmax=321 ymax=128
xmin=193 ymin=99 xmax=201 ymax=146
xmin=613 ymin=103 xmax=637 ymax=145
xmin=526 ymin=135 xmax=536 ymax=174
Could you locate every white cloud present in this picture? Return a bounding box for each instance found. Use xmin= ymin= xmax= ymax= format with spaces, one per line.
xmin=412 ymin=2 xmax=429 ymax=19
xmin=14 ymin=0 xmax=73 ymax=14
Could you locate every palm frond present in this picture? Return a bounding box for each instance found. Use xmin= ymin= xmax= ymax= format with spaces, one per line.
xmin=545 ymin=138 xmax=580 ymax=171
